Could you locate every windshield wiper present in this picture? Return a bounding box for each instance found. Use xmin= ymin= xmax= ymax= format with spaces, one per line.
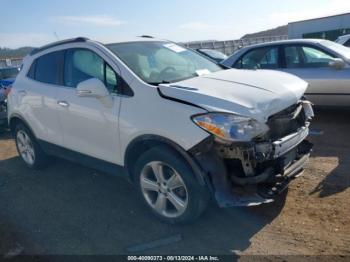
xmin=148 ymin=74 xmax=200 ymax=86
xmin=148 ymin=80 xmax=171 ymax=86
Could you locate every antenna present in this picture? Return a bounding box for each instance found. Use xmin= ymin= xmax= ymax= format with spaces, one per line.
xmin=54 ymin=32 xmax=60 ymax=41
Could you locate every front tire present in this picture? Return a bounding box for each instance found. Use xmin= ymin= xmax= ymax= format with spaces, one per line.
xmin=14 ymin=124 xmax=50 ymax=169
xmin=133 ymin=146 xmax=209 ymax=224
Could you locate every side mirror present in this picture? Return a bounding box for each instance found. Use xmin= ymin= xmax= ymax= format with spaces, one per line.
xmin=329 ymin=58 xmax=346 ymax=70
xmin=76 ymin=78 xmax=109 ymax=98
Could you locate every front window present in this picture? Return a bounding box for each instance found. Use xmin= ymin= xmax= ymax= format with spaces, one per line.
xmin=106 ymin=41 xmax=222 ymax=85
xmin=284 ymin=45 xmax=335 ymax=68
xmin=64 ymin=48 xmax=118 ymax=93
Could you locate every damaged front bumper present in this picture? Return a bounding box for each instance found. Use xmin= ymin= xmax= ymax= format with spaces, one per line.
xmin=189 ymin=103 xmax=314 ymax=207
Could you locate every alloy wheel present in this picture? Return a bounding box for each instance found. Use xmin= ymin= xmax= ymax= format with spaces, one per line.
xmin=140 ymin=161 xmax=188 ymax=218
xmin=16 ymin=130 xmax=35 ymax=165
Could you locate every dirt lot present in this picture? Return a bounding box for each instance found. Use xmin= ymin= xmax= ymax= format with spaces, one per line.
xmin=0 ymin=109 xmax=349 ymax=259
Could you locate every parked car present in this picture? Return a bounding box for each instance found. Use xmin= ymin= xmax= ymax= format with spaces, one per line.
xmin=196 ymin=48 xmax=228 ymax=63
xmin=0 ymin=66 xmax=20 ymax=88
xmin=222 ymin=39 xmax=350 ymax=107
xmin=8 ymin=37 xmax=313 ymax=223
xmin=0 ymin=67 xmax=18 ymax=127
xmin=335 ymin=34 xmax=350 ymax=47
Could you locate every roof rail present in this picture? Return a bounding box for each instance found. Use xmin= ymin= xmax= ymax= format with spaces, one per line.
xmin=138 ymin=35 xmax=154 ymax=38
xmin=29 ymin=37 xmax=89 ymax=56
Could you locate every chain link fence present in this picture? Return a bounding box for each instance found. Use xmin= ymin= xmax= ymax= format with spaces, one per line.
xmin=0 ymin=35 xmax=288 ymax=69
xmin=0 ymin=58 xmax=23 ymax=69
xmin=182 ymin=35 xmax=288 ymax=55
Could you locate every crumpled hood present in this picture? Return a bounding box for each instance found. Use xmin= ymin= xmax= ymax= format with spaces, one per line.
xmin=159 ymin=69 xmax=308 ymax=122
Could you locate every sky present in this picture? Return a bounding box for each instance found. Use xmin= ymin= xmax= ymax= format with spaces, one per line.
xmin=1 ymin=0 xmax=350 ymax=48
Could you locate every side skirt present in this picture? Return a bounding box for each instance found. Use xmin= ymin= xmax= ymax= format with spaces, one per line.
xmin=38 ymin=140 xmax=127 ymax=177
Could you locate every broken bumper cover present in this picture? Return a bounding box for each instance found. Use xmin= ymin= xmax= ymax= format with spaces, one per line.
xmin=190 ymin=127 xmax=313 ymax=207
xmin=217 ymin=148 xmax=311 ymax=207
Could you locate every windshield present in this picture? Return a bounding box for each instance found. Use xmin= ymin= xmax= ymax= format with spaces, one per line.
xmin=0 ymin=67 xmax=19 ymax=80
xmin=106 ymin=41 xmax=222 ymax=85
xmin=199 ymin=49 xmax=228 ymax=60
xmin=320 ymin=40 xmax=350 ymax=60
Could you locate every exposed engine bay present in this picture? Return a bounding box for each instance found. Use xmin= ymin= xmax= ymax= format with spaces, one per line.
xmin=190 ymin=100 xmax=314 ymax=207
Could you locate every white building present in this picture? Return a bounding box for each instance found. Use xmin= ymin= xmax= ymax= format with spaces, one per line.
xmin=288 ymin=12 xmax=350 ymax=40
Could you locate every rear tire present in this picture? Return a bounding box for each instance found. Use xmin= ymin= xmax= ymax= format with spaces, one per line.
xmin=14 ymin=124 xmax=50 ymax=169
xmin=133 ymin=145 xmax=209 ymax=224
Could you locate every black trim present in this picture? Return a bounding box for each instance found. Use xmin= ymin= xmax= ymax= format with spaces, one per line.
xmin=38 ymin=140 xmax=126 ymax=177
xmin=30 ymin=37 xmax=89 ymax=56
xmin=305 ymin=93 xmax=350 ymax=96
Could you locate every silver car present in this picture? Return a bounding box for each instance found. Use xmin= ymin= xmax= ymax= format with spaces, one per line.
xmin=335 ymin=34 xmax=350 ymax=47
xmin=222 ymin=39 xmax=350 ymax=106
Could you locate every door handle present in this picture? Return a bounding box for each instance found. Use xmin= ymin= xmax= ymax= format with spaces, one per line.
xmin=57 ymin=101 xmax=70 ymax=107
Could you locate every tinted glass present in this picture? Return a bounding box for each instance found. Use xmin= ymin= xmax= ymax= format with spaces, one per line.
xmin=34 ymin=51 xmax=63 ymax=85
xmin=64 ymin=49 xmax=104 ymax=88
xmin=302 ymin=46 xmax=334 ymax=67
xmin=284 ymin=45 xmax=335 ymax=68
xmin=238 ymin=47 xmax=279 ymax=69
xmin=105 ymin=64 xmax=118 ymax=92
xmin=344 ymin=39 xmax=350 ymax=47
xmin=106 ymin=41 xmax=222 ymax=85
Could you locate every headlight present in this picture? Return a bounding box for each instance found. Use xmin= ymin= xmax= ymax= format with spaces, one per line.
xmin=192 ymin=113 xmax=269 ymax=142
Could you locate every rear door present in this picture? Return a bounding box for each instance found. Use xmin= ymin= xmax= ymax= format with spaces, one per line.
xmin=24 ymin=50 xmax=64 ymax=145
xmin=281 ymin=44 xmax=350 ymax=106
xmin=233 ymin=45 xmax=281 ymax=70
xmin=56 ymin=47 xmax=122 ymax=164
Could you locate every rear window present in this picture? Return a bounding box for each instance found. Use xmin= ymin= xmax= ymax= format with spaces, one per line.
xmin=28 ymin=50 xmax=64 ymax=85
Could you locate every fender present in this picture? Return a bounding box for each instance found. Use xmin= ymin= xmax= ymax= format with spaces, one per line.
xmin=8 ymin=113 xmax=37 ymax=138
xmin=124 ymin=134 xmax=208 ymax=186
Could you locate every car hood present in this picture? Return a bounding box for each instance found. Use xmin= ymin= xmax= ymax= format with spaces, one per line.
xmin=158 ymin=69 xmax=308 ymax=122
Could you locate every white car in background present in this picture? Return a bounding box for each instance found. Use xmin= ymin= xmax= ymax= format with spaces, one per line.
xmin=8 ymin=37 xmax=313 ymax=223
xmin=335 ymin=34 xmax=350 ymax=47
xmin=222 ymin=39 xmax=350 ymax=107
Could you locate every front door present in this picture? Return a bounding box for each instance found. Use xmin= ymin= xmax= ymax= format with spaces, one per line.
xmin=56 ymin=48 xmax=121 ymax=164
xmin=281 ymin=44 xmax=350 ymax=106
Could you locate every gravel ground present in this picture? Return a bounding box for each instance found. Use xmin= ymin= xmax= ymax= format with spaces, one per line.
xmin=0 ymin=109 xmax=349 ymax=260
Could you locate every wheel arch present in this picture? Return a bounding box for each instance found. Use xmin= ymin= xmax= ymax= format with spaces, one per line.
xmin=9 ymin=114 xmax=36 ymax=138
xmin=124 ymin=134 xmax=207 ymax=186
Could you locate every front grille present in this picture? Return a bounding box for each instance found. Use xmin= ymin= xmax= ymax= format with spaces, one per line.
xmin=266 ymin=103 xmax=306 ymax=140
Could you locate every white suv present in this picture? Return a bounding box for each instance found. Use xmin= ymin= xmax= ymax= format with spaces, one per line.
xmin=8 ymin=37 xmax=314 ymax=223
